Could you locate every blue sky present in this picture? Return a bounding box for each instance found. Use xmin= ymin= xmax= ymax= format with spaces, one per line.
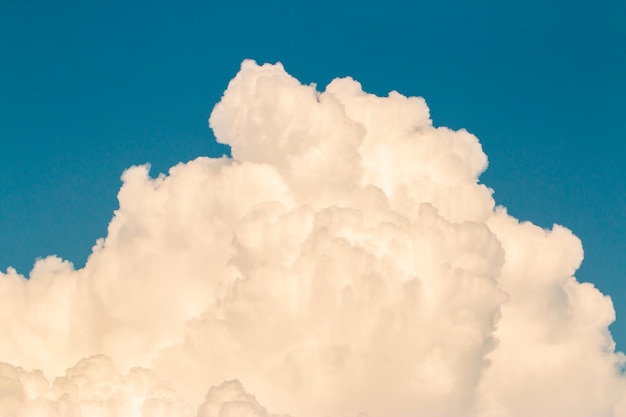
xmin=1 ymin=0 xmax=624 ymax=348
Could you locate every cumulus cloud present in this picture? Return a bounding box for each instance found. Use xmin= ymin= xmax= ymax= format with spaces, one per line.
xmin=1 ymin=60 xmax=625 ymax=417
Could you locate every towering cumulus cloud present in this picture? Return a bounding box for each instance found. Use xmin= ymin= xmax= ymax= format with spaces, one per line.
xmin=1 ymin=60 xmax=625 ymax=417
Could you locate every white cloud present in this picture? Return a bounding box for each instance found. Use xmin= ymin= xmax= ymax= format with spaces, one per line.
xmin=1 ymin=60 xmax=624 ymax=417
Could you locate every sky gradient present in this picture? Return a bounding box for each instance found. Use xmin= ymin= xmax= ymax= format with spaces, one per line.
xmin=1 ymin=0 xmax=625 ymax=352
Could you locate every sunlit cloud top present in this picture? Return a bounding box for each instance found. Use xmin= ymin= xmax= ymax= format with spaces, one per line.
xmin=1 ymin=61 xmax=625 ymax=417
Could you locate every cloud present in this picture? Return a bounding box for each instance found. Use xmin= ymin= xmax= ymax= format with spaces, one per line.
xmin=1 ymin=60 xmax=625 ymax=417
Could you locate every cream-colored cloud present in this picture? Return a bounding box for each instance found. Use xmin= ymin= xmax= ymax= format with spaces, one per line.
xmin=1 ymin=60 xmax=624 ymax=417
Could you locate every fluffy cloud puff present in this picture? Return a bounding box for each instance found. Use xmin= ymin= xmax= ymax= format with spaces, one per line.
xmin=1 ymin=60 xmax=625 ymax=417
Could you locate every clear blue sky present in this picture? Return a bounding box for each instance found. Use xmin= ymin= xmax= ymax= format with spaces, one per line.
xmin=1 ymin=1 xmax=624 ymax=348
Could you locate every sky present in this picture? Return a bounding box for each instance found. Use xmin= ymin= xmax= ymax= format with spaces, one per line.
xmin=0 ymin=1 xmax=625 ymax=415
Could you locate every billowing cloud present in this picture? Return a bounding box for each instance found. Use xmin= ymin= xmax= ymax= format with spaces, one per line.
xmin=1 ymin=60 xmax=625 ymax=417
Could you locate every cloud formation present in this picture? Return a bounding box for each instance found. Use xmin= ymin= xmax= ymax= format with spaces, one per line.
xmin=1 ymin=60 xmax=625 ymax=417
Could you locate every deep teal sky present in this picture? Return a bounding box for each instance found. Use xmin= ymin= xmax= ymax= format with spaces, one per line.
xmin=1 ymin=1 xmax=624 ymax=348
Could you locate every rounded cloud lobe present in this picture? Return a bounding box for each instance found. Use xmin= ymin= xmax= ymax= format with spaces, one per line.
xmin=1 ymin=60 xmax=624 ymax=417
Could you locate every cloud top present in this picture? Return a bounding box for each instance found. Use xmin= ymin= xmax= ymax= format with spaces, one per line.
xmin=1 ymin=60 xmax=624 ymax=417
